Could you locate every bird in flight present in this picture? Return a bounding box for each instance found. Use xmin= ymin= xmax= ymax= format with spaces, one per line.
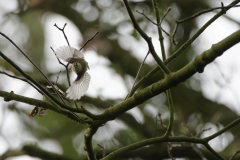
xmin=55 ymin=46 xmax=91 ymax=100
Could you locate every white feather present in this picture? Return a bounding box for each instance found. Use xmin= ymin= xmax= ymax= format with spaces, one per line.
xmin=55 ymin=46 xmax=84 ymax=62
xmin=66 ymin=72 xmax=91 ymax=100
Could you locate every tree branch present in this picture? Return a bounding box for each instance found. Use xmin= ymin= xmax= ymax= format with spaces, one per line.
xmin=0 ymin=90 xmax=91 ymax=124
xmin=167 ymin=0 xmax=240 ymax=64
xmin=92 ymin=29 xmax=240 ymax=121
xmin=54 ymin=23 xmax=70 ymax=46
xmin=0 ymin=32 xmax=66 ymax=103
xmin=0 ymin=50 xmax=96 ymax=119
xmin=205 ymin=118 xmax=240 ymax=142
xmin=23 ymin=145 xmax=75 ymax=160
xmin=80 ymin=31 xmax=99 ymax=51
xmin=0 ymin=70 xmax=43 ymax=95
xmin=152 ymin=0 xmax=174 ymax=137
xmin=128 ymin=0 xmax=240 ymax=97
xmin=122 ymin=0 xmax=170 ymax=75
xmin=102 ymin=136 xmax=205 ymax=160
xmin=84 ymin=127 xmax=98 ymax=160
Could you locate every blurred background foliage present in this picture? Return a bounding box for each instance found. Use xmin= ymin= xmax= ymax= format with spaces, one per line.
xmin=0 ymin=0 xmax=240 ymax=159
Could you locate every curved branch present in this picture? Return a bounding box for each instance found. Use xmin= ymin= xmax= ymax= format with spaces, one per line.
xmin=102 ymin=136 xmax=205 ymax=160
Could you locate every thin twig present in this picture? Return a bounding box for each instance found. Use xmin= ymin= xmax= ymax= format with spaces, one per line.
xmin=171 ymin=23 xmax=179 ymax=45
xmin=160 ymin=7 xmax=171 ymax=25
xmin=80 ymin=32 xmax=99 ymax=51
xmin=197 ymin=128 xmax=211 ymax=137
xmin=172 ymin=4 xmax=240 ymax=44
xmin=46 ymin=70 xmax=71 ymax=103
xmin=182 ymin=124 xmax=211 ymax=160
xmin=161 ymin=8 xmax=176 ymax=45
xmin=53 ymin=23 xmax=80 ymax=108
xmin=229 ymin=150 xmax=240 ymax=160
xmin=55 ymin=70 xmax=61 ymax=84
xmin=152 ymin=0 xmax=167 ymax=60
xmin=127 ymin=51 xmax=149 ymax=99
xmin=50 ymin=92 xmax=69 ymax=102
xmin=157 ymin=112 xmax=167 ymax=131
xmin=192 ymin=146 xmax=207 ymax=160
xmin=0 ymin=32 xmax=65 ymax=104
xmin=136 ymin=10 xmax=171 ymax=37
xmin=0 ymin=70 xmax=43 ymax=95
xmin=152 ymin=1 xmax=175 ymax=139
xmin=50 ymin=47 xmax=79 ymax=108
xmin=54 ymin=23 xmax=70 ymax=46
xmin=123 ymin=0 xmax=170 ymax=74
xmin=50 ymin=47 xmax=71 ymax=86
xmin=167 ymin=143 xmax=175 ymax=160
xmin=178 ymin=4 xmax=240 ymax=24
xmin=152 ymin=112 xmax=165 ymax=137
xmin=166 ymin=1 xmax=240 ymax=64
xmin=0 ymin=51 xmax=93 ymax=119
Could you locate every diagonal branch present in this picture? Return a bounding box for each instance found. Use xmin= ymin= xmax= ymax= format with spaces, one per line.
xmin=0 ymin=51 xmax=95 ymax=119
xmin=128 ymin=0 xmax=240 ymax=97
xmin=122 ymin=0 xmax=170 ymax=75
xmin=204 ymin=118 xmax=240 ymax=142
xmin=126 ymin=51 xmax=149 ymax=99
xmin=91 ymin=29 xmax=240 ymax=121
xmin=0 ymin=70 xmax=42 ymax=95
xmin=80 ymin=31 xmax=99 ymax=51
xmin=0 ymin=90 xmax=91 ymax=124
xmin=54 ymin=23 xmax=70 ymax=46
xmin=0 ymin=32 xmax=65 ymax=103
xmin=166 ymin=0 xmax=240 ymax=64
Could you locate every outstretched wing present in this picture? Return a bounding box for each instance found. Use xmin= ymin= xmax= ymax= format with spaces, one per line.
xmin=55 ymin=46 xmax=84 ymax=62
xmin=66 ymin=72 xmax=91 ymax=100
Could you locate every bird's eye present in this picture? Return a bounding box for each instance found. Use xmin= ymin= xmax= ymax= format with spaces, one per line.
xmin=74 ymin=62 xmax=80 ymax=68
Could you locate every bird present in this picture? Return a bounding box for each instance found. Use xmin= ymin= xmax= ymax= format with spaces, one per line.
xmin=55 ymin=45 xmax=90 ymax=100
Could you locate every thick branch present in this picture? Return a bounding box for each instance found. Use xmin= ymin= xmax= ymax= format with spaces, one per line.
xmin=0 ymin=149 xmax=25 ymax=160
xmin=94 ymin=29 xmax=240 ymax=120
xmin=128 ymin=0 xmax=240 ymax=96
xmin=84 ymin=127 xmax=98 ymax=160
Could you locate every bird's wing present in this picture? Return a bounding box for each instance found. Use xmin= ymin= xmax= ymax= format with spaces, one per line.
xmin=66 ymin=72 xmax=91 ymax=100
xmin=55 ymin=46 xmax=84 ymax=62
